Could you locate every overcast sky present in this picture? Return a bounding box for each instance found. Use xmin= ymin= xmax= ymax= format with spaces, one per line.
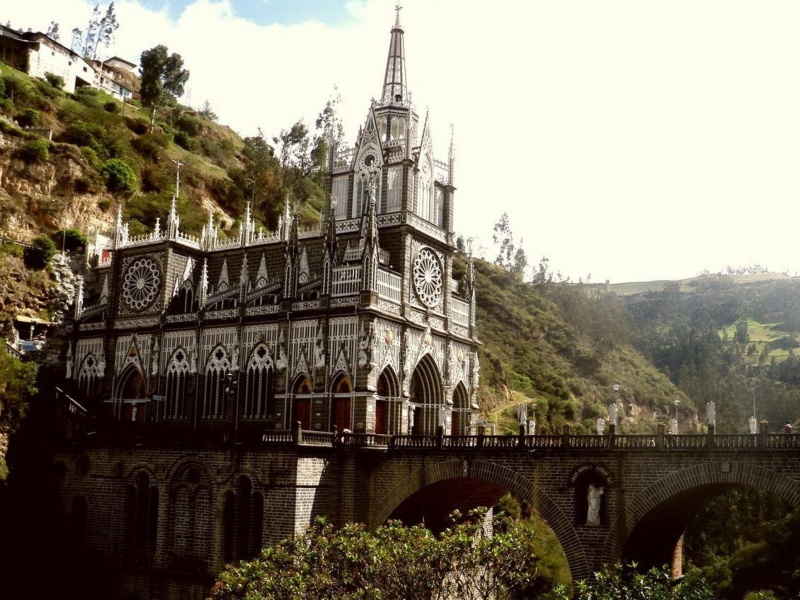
xmin=7 ymin=1 xmax=800 ymax=283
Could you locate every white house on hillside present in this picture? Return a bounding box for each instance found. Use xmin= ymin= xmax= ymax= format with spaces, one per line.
xmin=0 ymin=24 xmax=138 ymax=100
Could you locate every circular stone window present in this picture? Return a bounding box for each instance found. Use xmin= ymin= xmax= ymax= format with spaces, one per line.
xmin=413 ymin=247 xmax=443 ymax=308
xmin=122 ymin=257 xmax=161 ymax=311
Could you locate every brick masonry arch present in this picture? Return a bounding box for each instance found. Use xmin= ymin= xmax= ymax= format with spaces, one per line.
xmin=369 ymin=458 xmax=593 ymax=583
xmin=602 ymin=460 xmax=800 ymax=565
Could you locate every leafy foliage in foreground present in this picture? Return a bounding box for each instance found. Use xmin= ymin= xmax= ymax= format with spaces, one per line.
xmin=564 ymin=563 xmax=714 ymax=600
xmin=210 ymin=510 xmax=561 ymax=600
xmin=0 ymin=344 xmax=38 ymax=480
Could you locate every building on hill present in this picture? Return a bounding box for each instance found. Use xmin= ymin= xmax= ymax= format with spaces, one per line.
xmin=0 ymin=24 xmax=138 ymax=100
xmin=53 ymin=9 xmax=480 ymax=599
xmin=90 ymin=56 xmax=139 ymax=101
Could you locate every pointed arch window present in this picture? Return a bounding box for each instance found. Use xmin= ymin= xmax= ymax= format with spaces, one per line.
xmin=77 ymin=354 xmax=102 ymax=401
xmin=386 ymin=166 xmax=402 ymax=212
xmin=164 ymin=348 xmax=191 ymax=419
xmin=203 ymin=346 xmax=231 ymax=419
xmin=332 ymin=176 xmax=348 ymax=219
xmin=244 ymin=344 xmax=275 ymax=419
xmin=169 ymin=465 xmax=212 ymax=564
xmin=124 ymin=471 xmax=158 ymax=552
xmin=222 ymin=475 xmax=264 ymax=564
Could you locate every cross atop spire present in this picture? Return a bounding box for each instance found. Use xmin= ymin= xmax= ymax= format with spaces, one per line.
xmin=381 ymin=5 xmax=407 ymax=105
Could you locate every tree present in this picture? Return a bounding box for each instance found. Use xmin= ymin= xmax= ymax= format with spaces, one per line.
xmin=210 ymin=509 xmax=559 ymax=600
xmin=198 ymin=100 xmax=217 ymax=121
xmin=46 ymin=21 xmax=60 ymax=41
xmin=0 ymin=344 xmax=38 ymax=479
xmin=493 ymin=212 xmax=515 ymax=269
xmin=100 ymin=158 xmax=138 ymax=194
xmin=139 ymin=44 xmax=190 ymax=131
xmin=71 ymin=3 xmax=119 ymax=60
xmin=23 ymin=236 xmax=56 ymax=269
xmin=492 ymin=213 xmax=527 ymax=279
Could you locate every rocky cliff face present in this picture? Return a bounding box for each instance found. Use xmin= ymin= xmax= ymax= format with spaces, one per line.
xmin=0 ymin=133 xmax=115 ymax=245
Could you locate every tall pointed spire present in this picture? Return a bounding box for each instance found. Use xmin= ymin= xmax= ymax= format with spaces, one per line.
xmin=381 ymin=3 xmax=407 ymax=105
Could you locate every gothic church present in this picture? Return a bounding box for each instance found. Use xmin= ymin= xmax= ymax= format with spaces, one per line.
xmin=56 ymin=8 xmax=480 ymax=599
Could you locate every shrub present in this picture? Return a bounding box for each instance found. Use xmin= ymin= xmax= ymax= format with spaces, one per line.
xmin=104 ymin=101 xmax=119 ymax=113
xmin=0 ymin=77 xmax=5 ymax=98
xmin=125 ymin=117 xmax=149 ymax=135
xmin=63 ymin=121 xmax=101 ymax=151
xmin=74 ymin=87 xmax=102 ymax=109
xmin=80 ymin=146 xmax=100 ymax=168
xmin=100 ymin=158 xmax=138 ymax=194
xmin=54 ymin=228 xmax=87 ymax=252
xmin=174 ymin=130 xmax=195 ymax=151
xmin=131 ymin=133 xmax=169 ymax=160
xmin=23 ymin=236 xmax=56 ymax=269
xmin=43 ymin=72 xmax=65 ymax=89
xmin=0 ymin=241 xmax=23 ymax=258
xmin=0 ymin=98 xmax=11 ymax=117
xmin=17 ymin=139 xmax=50 ymax=163
xmin=175 ymin=113 xmax=201 ymax=136
xmin=16 ymin=108 xmax=40 ymax=128
xmin=74 ymin=177 xmax=96 ymax=194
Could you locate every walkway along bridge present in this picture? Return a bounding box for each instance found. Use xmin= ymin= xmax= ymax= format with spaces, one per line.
xmin=54 ymin=421 xmax=800 ymax=594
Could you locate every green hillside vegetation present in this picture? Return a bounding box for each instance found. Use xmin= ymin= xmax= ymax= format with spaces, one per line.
xmin=0 ymin=61 xmax=327 ymax=246
xmin=470 ymin=258 xmax=686 ymax=434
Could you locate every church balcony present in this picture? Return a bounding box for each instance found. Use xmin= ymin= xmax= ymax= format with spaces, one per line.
xmin=450 ymin=297 xmax=470 ymax=327
xmin=332 ymin=265 xmax=362 ymax=297
xmin=377 ymin=269 xmax=401 ymax=303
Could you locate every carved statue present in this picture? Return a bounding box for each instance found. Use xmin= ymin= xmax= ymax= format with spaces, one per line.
xmin=586 ymin=483 xmax=604 ymax=526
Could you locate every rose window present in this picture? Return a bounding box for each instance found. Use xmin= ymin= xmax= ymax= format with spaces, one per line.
xmin=413 ymin=248 xmax=443 ymax=307
xmin=122 ymin=258 xmax=161 ymax=311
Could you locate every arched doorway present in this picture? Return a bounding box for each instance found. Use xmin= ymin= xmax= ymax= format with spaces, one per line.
xmin=330 ymin=374 xmax=352 ymax=432
xmin=450 ymin=382 xmax=469 ymax=435
xmin=117 ymin=364 xmax=147 ymax=422
xmin=292 ymin=376 xmax=312 ymax=429
xmin=409 ymin=354 xmax=443 ymax=435
xmin=376 ymin=367 xmax=400 ymax=435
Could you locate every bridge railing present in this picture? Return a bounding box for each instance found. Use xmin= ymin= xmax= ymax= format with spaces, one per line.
xmin=271 ymin=424 xmax=800 ymax=451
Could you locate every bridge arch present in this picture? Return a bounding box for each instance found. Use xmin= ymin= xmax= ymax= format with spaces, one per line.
xmin=604 ymin=461 xmax=800 ymax=570
xmin=370 ymin=458 xmax=593 ymax=582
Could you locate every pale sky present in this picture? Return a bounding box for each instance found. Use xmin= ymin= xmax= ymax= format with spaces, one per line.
xmin=6 ymin=1 xmax=800 ymax=283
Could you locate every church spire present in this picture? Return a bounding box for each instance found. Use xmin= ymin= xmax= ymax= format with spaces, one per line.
xmin=381 ymin=3 xmax=407 ymax=105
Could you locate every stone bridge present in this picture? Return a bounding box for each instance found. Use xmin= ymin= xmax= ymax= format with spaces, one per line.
xmin=55 ymin=424 xmax=800 ymax=597
xmin=332 ymin=424 xmax=800 ymax=583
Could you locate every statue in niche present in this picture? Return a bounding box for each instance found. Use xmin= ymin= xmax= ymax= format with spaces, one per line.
xmin=188 ymin=348 xmax=197 ymax=374
xmin=314 ymin=338 xmax=325 ymax=370
xmin=276 ymin=342 xmax=287 ymax=371
xmin=231 ymin=343 xmax=240 ymax=371
xmin=586 ymin=483 xmax=604 ymax=526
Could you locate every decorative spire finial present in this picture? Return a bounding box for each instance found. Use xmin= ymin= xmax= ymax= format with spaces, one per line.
xmin=395 ymin=2 xmax=402 ymax=27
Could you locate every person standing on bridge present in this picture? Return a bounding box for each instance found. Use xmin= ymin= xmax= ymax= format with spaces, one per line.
xmin=586 ymin=483 xmax=604 ymax=526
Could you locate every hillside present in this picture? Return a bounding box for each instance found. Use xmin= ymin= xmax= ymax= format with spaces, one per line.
xmin=470 ymin=258 xmax=687 ymax=434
